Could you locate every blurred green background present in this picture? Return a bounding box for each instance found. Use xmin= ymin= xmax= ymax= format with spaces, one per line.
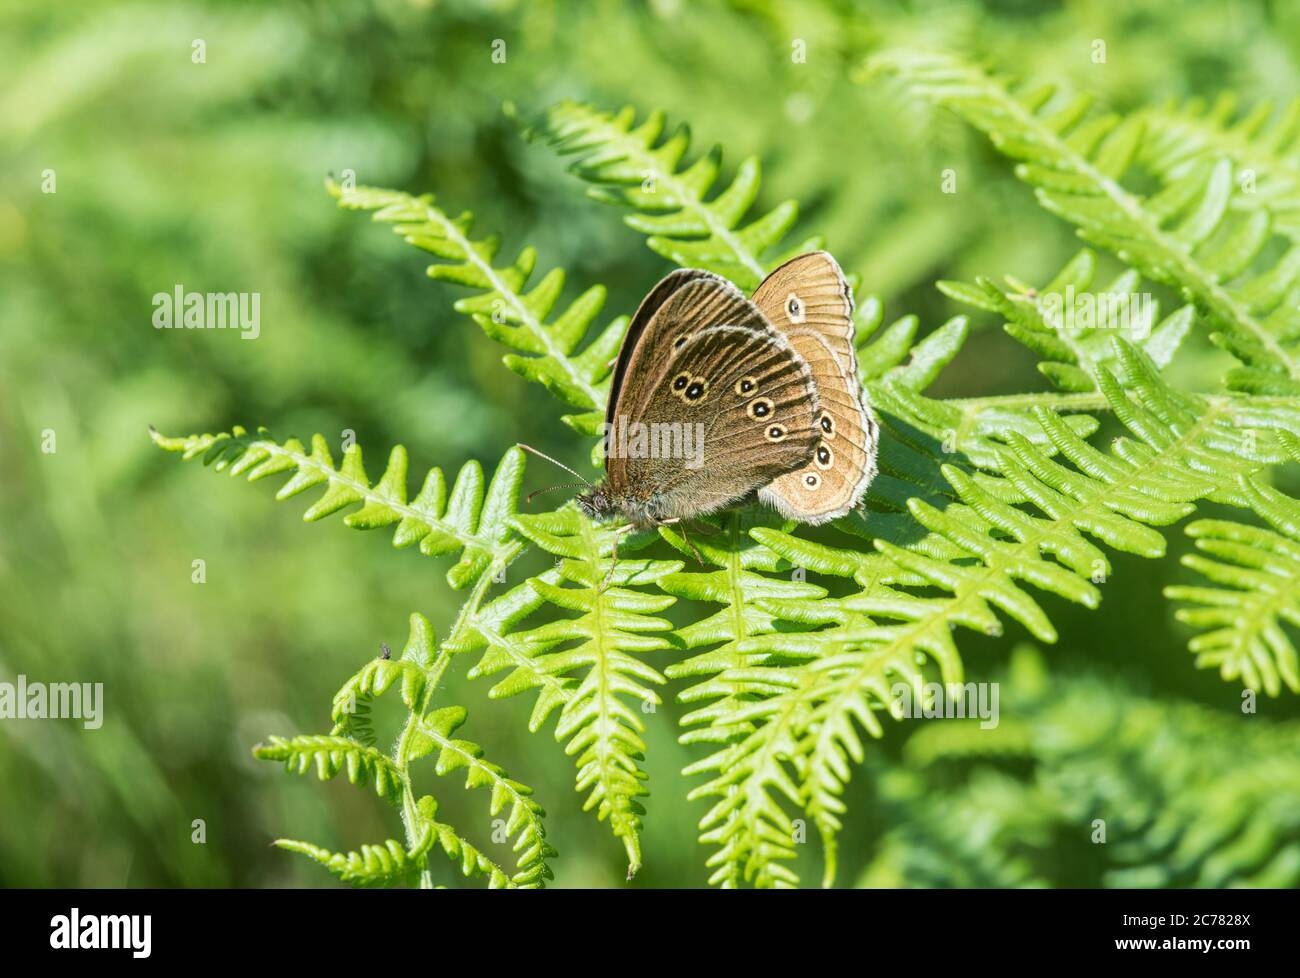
xmin=2 ymin=0 xmax=1298 ymax=888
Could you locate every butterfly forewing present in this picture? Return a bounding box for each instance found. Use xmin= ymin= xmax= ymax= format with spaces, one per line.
xmin=750 ymin=252 xmax=878 ymax=523
xmin=604 ymin=268 xmax=723 ymax=432
xmin=605 ymin=275 xmax=819 ymax=523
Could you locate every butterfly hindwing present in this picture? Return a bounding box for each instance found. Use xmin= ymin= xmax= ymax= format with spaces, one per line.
xmin=750 ymin=252 xmax=878 ymax=523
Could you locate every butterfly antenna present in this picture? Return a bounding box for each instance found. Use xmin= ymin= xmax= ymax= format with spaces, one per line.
xmin=516 ymin=443 xmax=593 ymax=488
xmin=526 ymin=481 xmax=586 ymax=504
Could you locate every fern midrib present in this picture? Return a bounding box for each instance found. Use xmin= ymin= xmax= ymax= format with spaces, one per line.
xmin=579 ymin=517 xmax=642 ymax=872
xmin=417 ymin=197 xmax=607 ymax=409
xmin=395 ymin=645 xmax=454 ymax=889
xmin=713 ymin=518 xmax=762 ymax=889
xmin=958 ymin=71 xmax=1300 ymax=381
xmin=415 ymin=713 xmax=545 ymax=851
xmin=255 ymin=438 xmax=509 ymax=559
xmin=574 ymin=107 xmax=767 ymax=282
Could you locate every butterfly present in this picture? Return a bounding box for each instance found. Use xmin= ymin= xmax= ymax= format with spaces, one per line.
xmin=525 ymin=252 xmax=878 ymax=545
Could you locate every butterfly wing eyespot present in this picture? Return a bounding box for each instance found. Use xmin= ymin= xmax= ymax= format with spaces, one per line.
xmin=734 ymin=376 xmax=757 ymax=396
xmin=786 ymin=293 xmax=805 ymax=323
xmin=673 ymin=333 xmax=691 ymax=350
xmin=815 ymin=444 xmax=833 ymax=469
xmin=765 ymin=424 xmax=787 ymax=443
xmin=747 ymin=397 xmax=775 ymax=419
xmin=819 ymin=413 xmax=835 ymax=438
xmin=671 ymin=371 xmax=690 ymax=392
xmin=803 ymin=472 xmax=821 ymax=489
xmin=684 ymin=377 xmax=708 ymax=401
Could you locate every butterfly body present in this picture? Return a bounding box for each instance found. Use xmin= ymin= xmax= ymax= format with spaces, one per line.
xmin=573 ymin=253 xmax=876 ymax=533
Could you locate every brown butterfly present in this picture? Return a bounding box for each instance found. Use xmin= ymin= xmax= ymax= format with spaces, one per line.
xmin=525 ymin=252 xmax=877 ymax=542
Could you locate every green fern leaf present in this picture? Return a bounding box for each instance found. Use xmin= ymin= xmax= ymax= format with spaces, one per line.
xmin=1140 ymin=95 xmax=1300 ymax=244
xmin=1166 ymin=477 xmax=1300 ymax=696
xmin=870 ymin=50 xmax=1300 ymax=395
xmin=417 ymin=705 xmax=556 ymax=886
xmin=451 ymin=508 xmax=682 ymax=876
xmin=151 ymin=427 xmax=524 ymax=589
xmin=674 ymin=339 xmax=1281 ymax=887
xmin=527 ymin=102 xmax=808 ymax=290
xmin=254 ymin=734 xmax=405 ymax=805
xmin=941 ymin=248 xmax=1194 ymax=391
xmin=329 ymin=181 xmax=625 ymax=434
xmin=273 ymin=831 xmax=433 ymax=888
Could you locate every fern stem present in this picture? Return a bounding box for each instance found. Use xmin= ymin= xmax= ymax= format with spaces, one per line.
xmin=551 ymin=104 xmax=768 ymax=284
xmin=413 ymin=198 xmax=607 ymax=410
xmin=578 ymin=516 xmax=643 ymax=877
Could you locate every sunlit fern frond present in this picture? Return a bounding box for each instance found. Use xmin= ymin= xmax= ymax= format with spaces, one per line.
xmin=150 ymin=427 xmax=524 ymax=589
xmin=446 ymin=509 xmax=683 ymax=877
xmin=1166 ymin=477 xmax=1300 ymax=696
xmin=330 ymin=181 xmax=626 ymax=436
xmin=671 ymin=340 xmax=1283 ymax=887
xmin=1140 ymin=94 xmax=1300 ymax=244
xmin=260 ymin=613 xmax=554 ymax=888
xmin=526 ymin=101 xmax=811 ymax=291
xmin=869 ymin=49 xmax=1300 ymax=397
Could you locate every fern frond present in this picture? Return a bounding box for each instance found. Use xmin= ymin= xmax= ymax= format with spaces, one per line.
xmin=1166 ymin=477 xmax=1300 ymax=696
xmin=941 ymin=248 xmax=1193 ymax=392
xmin=263 ymin=612 xmax=553 ymax=887
xmin=273 ymin=831 xmax=433 ymax=889
xmin=451 ymin=508 xmax=682 ymax=876
xmin=528 ymin=102 xmax=808 ymax=290
xmin=330 ymin=181 xmax=625 ymax=435
xmin=254 ymin=734 xmax=405 ymax=805
xmin=1140 ymin=95 xmax=1300 ymax=243
xmin=413 ymin=795 xmax=520 ymax=888
xmin=151 ymin=427 xmax=524 ymax=589
xmin=330 ymin=655 xmax=427 ymax=748
xmin=414 ymin=705 xmax=556 ymax=886
xmin=675 ymin=340 xmax=1281 ymax=887
xmin=875 ymin=648 xmax=1300 ymax=888
xmin=870 ymin=50 xmax=1300 ymax=395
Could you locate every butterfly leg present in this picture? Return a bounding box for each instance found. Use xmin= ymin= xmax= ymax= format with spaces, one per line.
xmin=600 ymin=523 xmax=635 ymax=593
xmin=658 ymin=517 xmax=707 ymax=568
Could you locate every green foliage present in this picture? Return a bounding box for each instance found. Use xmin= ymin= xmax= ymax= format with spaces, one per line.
xmin=157 ymin=78 xmax=1300 ymax=888
xmin=456 ymin=510 xmax=683 ymax=877
xmin=1167 ymin=478 xmax=1300 ymax=696
xmin=255 ymin=613 xmax=554 ymax=888
xmin=871 ymin=50 xmax=1300 ymax=397
xmin=667 ymin=339 xmax=1287 ymax=887
xmin=940 ymin=248 xmax=1194 ymax=392
xmin=329 ymin=181 xmax=626 ymax=436
xmin=863 ymin=646 xmax=1300 ymax=888
xmin=527 ymin=102 xmax=813 ymax=292
xmin=1140 ymin=95 xmax=1300 ymax=244
xmin=149 ymin=426 xmax=525 ymax=590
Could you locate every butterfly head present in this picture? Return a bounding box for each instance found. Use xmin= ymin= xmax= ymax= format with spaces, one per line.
xmin=576 ymin=481 xmax=666 ymax=530
xmin=574 ymin=483 xmax=615 ymax=521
